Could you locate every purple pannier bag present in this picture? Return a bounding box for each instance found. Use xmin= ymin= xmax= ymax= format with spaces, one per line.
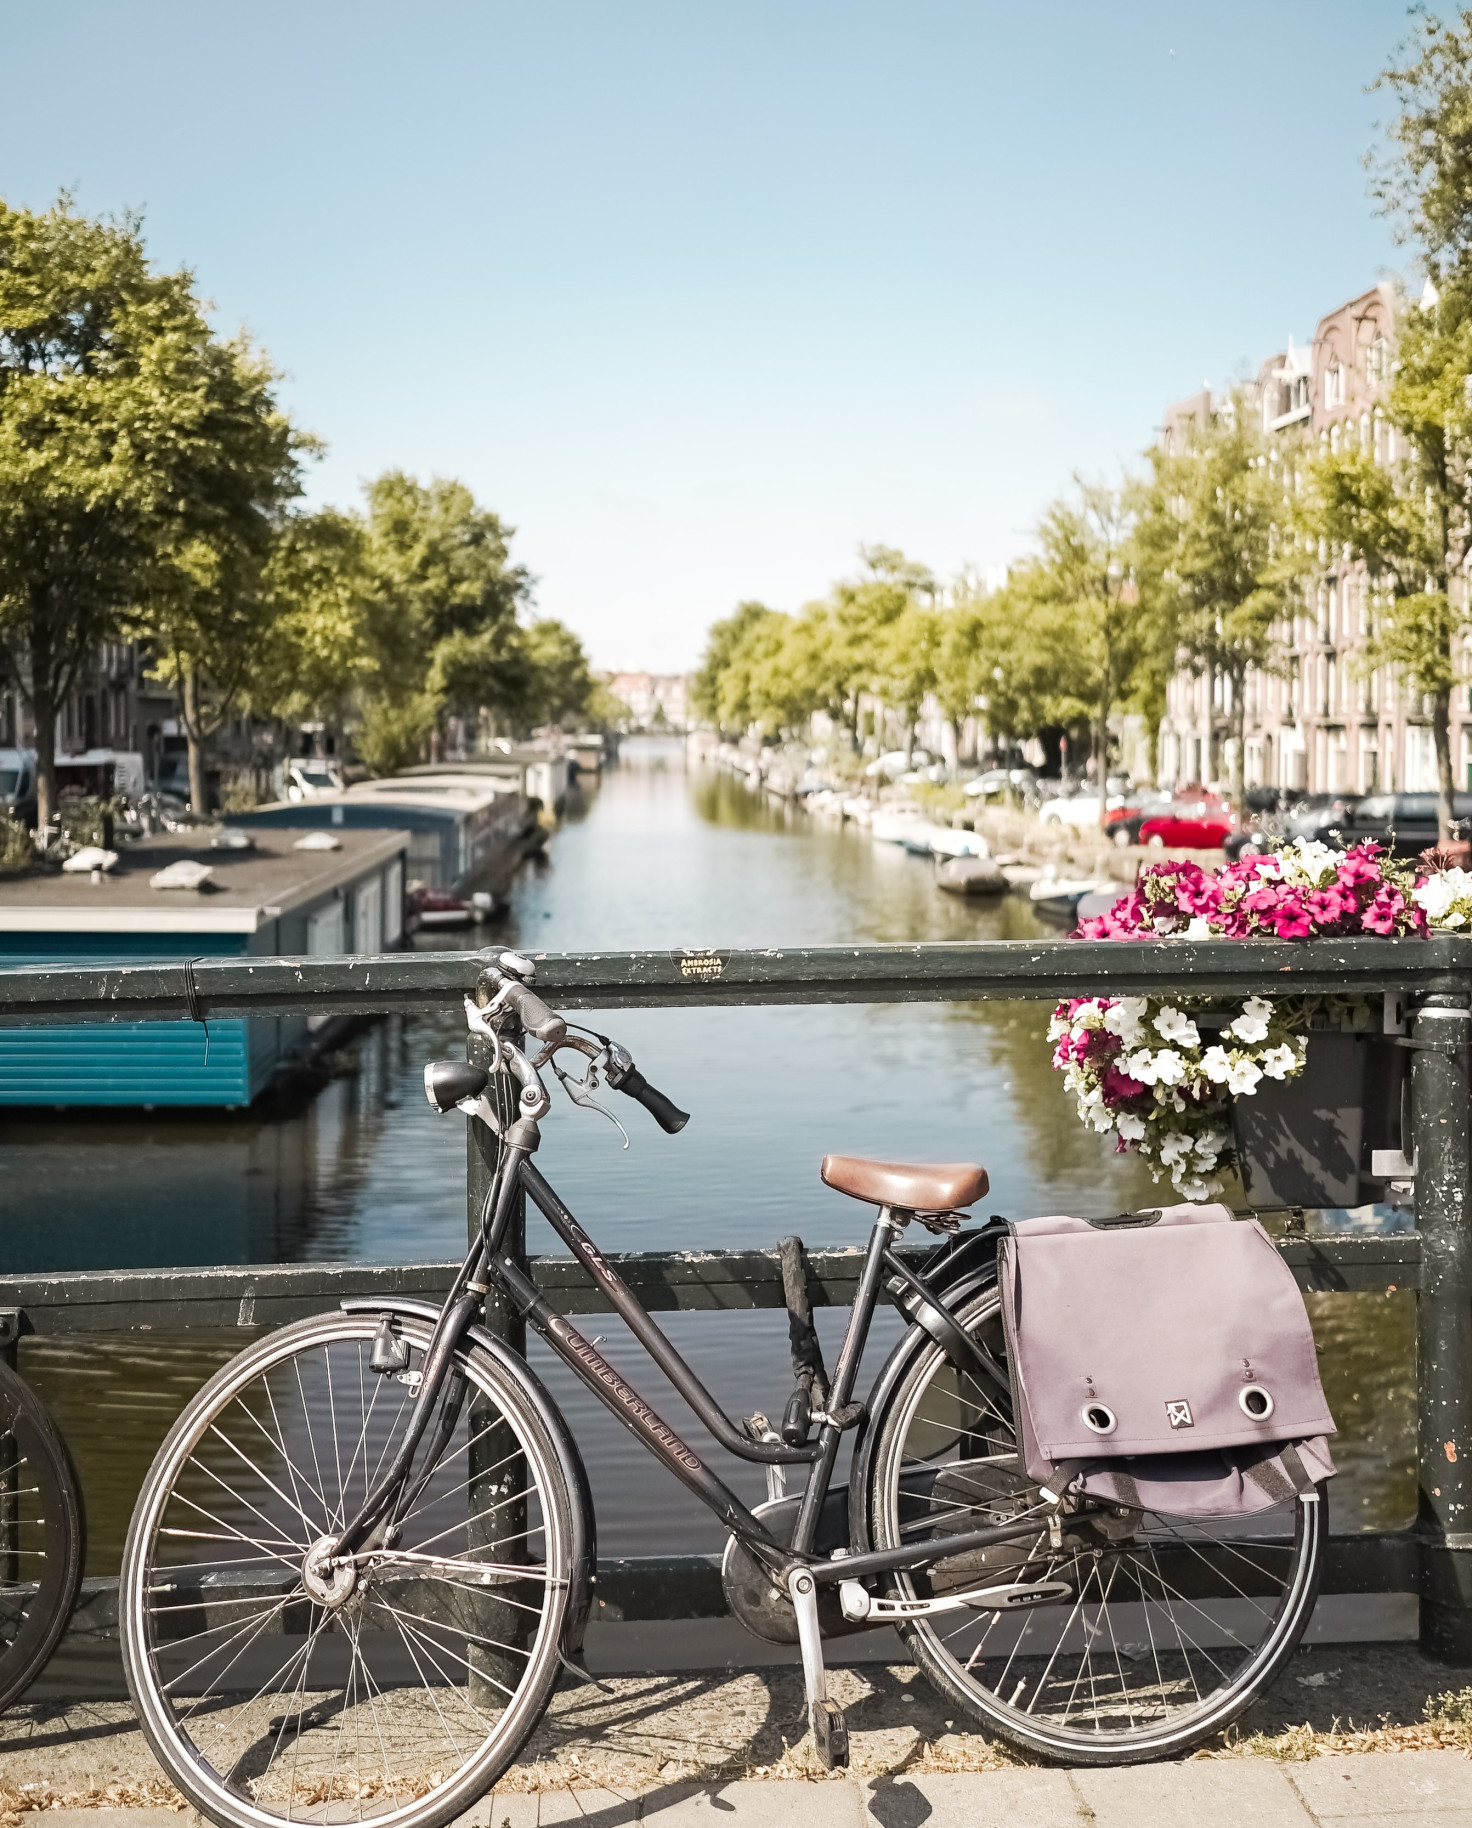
xmin=996 ymin=1202 xmax=1336 ymax=1518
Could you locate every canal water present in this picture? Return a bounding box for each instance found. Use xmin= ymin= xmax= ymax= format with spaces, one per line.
xmin=7 ymin=739 xmax=1415 ymax=1571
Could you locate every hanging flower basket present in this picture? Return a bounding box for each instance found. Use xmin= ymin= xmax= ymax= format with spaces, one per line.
xmin=1049 ymin=839 xmax=1459 ymax=1203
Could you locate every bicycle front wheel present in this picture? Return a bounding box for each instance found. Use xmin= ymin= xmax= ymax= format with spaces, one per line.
xmin=120 ymin=1311 xmax=575 ymax=1828
xmin=863 ymin=1283 xmax=1326 ymax=1764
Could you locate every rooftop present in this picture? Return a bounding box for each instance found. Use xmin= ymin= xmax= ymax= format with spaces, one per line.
xmin=0 ymin=827 xmax=407 ymax=934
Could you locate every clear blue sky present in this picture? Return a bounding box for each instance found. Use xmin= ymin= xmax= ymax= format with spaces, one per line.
xmin=0 ymin=2 xmax=1413 ymax=671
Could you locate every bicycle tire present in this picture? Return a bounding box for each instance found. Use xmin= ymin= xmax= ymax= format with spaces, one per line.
xmin=120 ymin=1311 xmax=576 ymax=1828
xmin=0 ymin=1356 xmax=85 ymax=1713
xmin=859 ymin=1282 xmax=1326 ymax=1764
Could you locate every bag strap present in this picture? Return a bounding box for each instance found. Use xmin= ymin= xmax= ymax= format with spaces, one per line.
xmin=1278 ymin=1442 xmax=1319 ymax=1496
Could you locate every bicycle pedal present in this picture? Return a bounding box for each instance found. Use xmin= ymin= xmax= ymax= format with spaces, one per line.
xmin=810 ymin=1698 xmax=849 ymax=1770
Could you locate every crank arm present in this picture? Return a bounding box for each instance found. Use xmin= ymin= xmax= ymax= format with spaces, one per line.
xmin=839 ymin=1576 xmax=1072 ymax=1622
xmin=347 ymin=1550 xmax=563 ymax=1586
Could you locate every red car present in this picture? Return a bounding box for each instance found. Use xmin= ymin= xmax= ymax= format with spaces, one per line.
xmin=1139 ymin=811 xmax=1233 ymax=849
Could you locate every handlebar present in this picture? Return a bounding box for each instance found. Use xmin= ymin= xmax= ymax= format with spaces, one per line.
xmin=604 ymin=1044 xmax=690 ymax=1134
xmin=469 ymin=956 xmax=688 ymax=1136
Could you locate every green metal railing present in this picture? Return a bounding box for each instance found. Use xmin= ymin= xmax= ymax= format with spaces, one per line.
xmin=0 ymin=937 xmax=1466 ymax=1663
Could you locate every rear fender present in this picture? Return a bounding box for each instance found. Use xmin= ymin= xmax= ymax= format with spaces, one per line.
xmin=849 ymin=1246 xmax=1003 ymax=1557
xmin=340 ymin=1295 xmax=596 ymax=1657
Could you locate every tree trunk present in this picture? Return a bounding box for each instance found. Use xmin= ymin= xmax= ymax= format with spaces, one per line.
xmin=182 ymin=667 xmax=209 ymax=816
xmin=1230 ymin=670 xmax=1248 ymax=828
xmin=32 ymin=684 xmax=57 ymax=833
xmin=1093 ymin=692 xmax=1111 ymax=828
xmin=1433 ymin=686 xmax=1456 ymax=844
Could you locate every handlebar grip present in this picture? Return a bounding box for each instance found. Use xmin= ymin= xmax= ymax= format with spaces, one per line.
xmin=615 ymin=1066 xmax=690 ymax=1134
xmin=500 ymin=979 xmax=567 ymax=1045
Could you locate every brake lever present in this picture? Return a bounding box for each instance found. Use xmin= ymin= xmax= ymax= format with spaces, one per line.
xmin=552 ymin=1055 xmax=629 ymax=1148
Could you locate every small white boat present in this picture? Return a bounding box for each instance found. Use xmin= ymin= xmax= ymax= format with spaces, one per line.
xmin=870 ymin=807 xmax=925 ymax=845
xmin=935 ymin=856 xmax=1007 ymax=896
xmin=842 ymin=797 xmax=874 ymax=825
xmin=1028 ymin=872 xmax=1116 ymax=927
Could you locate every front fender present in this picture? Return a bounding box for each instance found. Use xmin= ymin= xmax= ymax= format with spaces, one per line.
xmin=340 ymin=1295 xmax=596 ymax=1657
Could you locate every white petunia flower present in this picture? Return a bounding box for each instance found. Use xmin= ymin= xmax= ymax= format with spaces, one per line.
xmin=1228 ymin=995 xmax=1273 ymax=1044
xmin=1103 ymin=997 xmax=1148 ymax=1045
xmin=1123 ymin=1049 xmax=1159 ymax=1084
xmin=1184 ymin=917 xmax=1214 ymax=939
xmin=1154 ymin=1006 xmax=1201 ymax=1047
xmin=1151 ymin=1048 xmax=1187 ymax=1086
xmin=1259 ymin=1043 xmax=1299 ymax=1080
xmin=1115 ymin=1113 xmax=1147 ymax=1141
xmin=1226 ymin=1058 xmax=1263 ymax=1096
xmin=1199 ymin=1045 xmax=1232 ymax=1084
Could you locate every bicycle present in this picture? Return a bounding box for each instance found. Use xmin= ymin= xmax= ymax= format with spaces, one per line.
xmin=0 ymin=1341 xmax=85 ymax=1712
xmin=117 ymin=951 xmax=1327 ymax=1828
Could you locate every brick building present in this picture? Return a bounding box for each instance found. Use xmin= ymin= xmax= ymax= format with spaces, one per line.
xmin=1157 ymin=282 xmax=1465 ymax=798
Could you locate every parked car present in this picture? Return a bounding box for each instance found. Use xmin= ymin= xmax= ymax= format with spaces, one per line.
xmin=963 ymin=766 xmax=1038 ymax=802
xmin=1343 ymin=791 xmax=1472 ymax=857
xmin=0 ymin=748 xmax=37 ymax=827
xmin=1226 ymin=791 xmax=1359 ymax=859
xmin=1039 ymin=792 xmax=1130 ymax=828
xmin=1105 ymin=790 xmax=1175 ymax=845
xmin=1138 ymin=794 xmax=1234 ymax=850
xmin=865 ymin=749 xmax=933 ymax=780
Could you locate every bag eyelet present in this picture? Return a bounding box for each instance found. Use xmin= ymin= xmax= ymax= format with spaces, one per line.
xmin=1239 ymin=1384 xmax=1274 ymax=1421
xmin=1081 ymin=1402 xmax=1117 ymax=1435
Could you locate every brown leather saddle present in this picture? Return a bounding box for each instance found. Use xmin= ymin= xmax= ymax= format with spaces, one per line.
xmin=820 ymin=1154 xmax=988 ymax=1213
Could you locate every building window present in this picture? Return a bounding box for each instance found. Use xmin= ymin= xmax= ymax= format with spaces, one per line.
xmin=1367 ymin=334 xmax=1391 ymax=384
xmin=1325 ymin=361 xmax=1345 ymax=407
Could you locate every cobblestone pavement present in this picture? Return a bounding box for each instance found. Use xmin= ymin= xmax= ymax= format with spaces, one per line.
xmin=0 ymin=1645 xmax=1468 ymax=1823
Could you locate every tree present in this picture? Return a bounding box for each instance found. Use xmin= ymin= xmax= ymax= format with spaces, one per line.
xmin=870 ymin=603 xmax=942 ymax=762
xmin=141 ymin=334 xmax=307 ymax=811
xmin=360 ymin=472 xmax=531 ymax=765
xmin=520 ymin=619 xmax=594 ymax=730
xmin=0 ymin=198 xmax=297 ymax=824
xmin=248 ymin=508 xmax=375 ymax=739
xmin=692 ymin=601 xmax=775 ymax=731
xmin=1300 ymin=285 xmax=1472 ymax=837
xmin=1300 ymin=14 xmax=1472 ymax=841
xmin=830 ymin=546 xmax=934 ymax=747
xmin=1134 ymin=398 xmax=1291 ymax=818
xmin=1023 ymin=481 xmax=1141 ymax=816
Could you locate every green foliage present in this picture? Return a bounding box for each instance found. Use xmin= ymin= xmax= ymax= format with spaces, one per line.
xmin=1134 ymin=398 xmax=1292 ymax=811
xmin=356 ymin=693 xmax=441 ymax=777
xmin=1372 ymin=10 xmax=1472 ymax=260
xmin=0 ymin=196 xmax=296 ymax=822
xmin=521 ymin=619 xmax=595 ymax=728
xmin=0 ymin=812 xmax=32 ymax=875
xmin=248 ymin=508 xmax=374 ymax=731
xmin=1428 ymin=1686 xmax=1472 ymax=1725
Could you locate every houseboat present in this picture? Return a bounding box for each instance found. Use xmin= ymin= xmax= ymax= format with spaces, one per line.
xmin=0 ymin=826 xmax=407 ymax=1107
xmin=233 ymin=776 xmax=526 ymax=897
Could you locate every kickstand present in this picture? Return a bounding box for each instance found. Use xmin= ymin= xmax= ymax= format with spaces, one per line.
xmin=787 ymin=1566 xmax=849 ymax=1770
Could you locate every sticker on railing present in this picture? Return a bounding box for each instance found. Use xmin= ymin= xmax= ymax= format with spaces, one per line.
xmin=672 ymin=949 xmax=731 ymax=981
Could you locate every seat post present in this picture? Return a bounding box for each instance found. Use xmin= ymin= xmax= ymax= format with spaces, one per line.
xmin=789 ymin=1205 xmax=896 ymax=1555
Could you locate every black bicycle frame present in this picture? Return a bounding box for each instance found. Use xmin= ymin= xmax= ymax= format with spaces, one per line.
xmin=336 ymin=1126 xmax=1040 ymax=1583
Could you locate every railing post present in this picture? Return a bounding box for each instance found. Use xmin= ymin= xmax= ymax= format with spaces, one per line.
xmin=1412 ymin=988 xmax=1472 ymax=1662
xmin=465 ymin=1014 xmax=531 ymax=1704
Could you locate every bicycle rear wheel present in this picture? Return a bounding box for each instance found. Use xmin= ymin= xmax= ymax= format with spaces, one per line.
xmin=0 ymin=1357 xmax=84 ymax=1712
xmin=862 ymin=1283 xmax=1326 ymax=1763
xmin=120 ymin=1311 xmax=576 ymax=1828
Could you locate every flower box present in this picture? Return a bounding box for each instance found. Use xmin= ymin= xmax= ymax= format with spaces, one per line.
xmin=1231 ymin=1030 xmax=1407 ymax=1211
